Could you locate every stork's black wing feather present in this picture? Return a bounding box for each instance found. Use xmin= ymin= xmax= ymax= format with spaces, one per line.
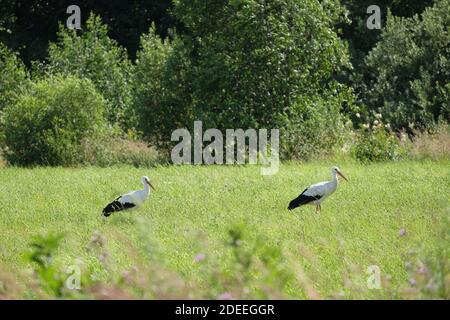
xmin=102 ymin=199 xmax=136 ymax=217
xmin=288 ymin=188 xmax=322 ymax=211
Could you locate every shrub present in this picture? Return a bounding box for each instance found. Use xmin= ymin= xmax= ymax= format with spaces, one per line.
xmin=0 ymin=42 xmax=28 ymax=113
xmin=1 ymin=75 xmax=106 ymax=166
xmin=81 ymin=135 xmax=161 ymax=167
xmin=351 ymin=115 xmax=404 ymax=162
xmin=362 ymin=0 xmax=450 ymax=130
xmin=38 ymin=14 xmax=133 ymax=127
xmin=281 ymin=85 xmax=353 ymax=160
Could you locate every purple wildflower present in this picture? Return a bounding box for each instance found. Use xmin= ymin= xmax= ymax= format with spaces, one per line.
xmin=417 ymin=265 xmax=428 ymax=274
xmin=218 ymin=292 xmax=233 ymax=300
xmin=194 ymin=253 xmax=206 ymax=263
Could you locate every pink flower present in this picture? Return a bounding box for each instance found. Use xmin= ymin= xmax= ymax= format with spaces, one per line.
xmin=218 ymin=292 xmax=233 ymax=300
xmin=194 ymin=253 xmax=206 ymax=263
xmin=417 ymin=266 xmax=428 ymax=274
xmin=399 ymin=228 xmax=406 ymax=236
xmin=408 ymin=278 xmax=417 ymax=286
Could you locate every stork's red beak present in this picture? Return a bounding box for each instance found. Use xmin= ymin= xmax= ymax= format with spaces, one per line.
xmin=148 ymin=181 xmax=155 ymax=190
xmin=337 ymin=171 xmax=348 ymax=181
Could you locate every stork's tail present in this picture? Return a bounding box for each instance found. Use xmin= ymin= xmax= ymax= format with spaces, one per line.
xmin=288 ymin=197 xmax=303 ymax=211
xmin=102 ymin=200 xmax=124 ymax=217
xmin=288 ymin=188 xmax=314 ymax=211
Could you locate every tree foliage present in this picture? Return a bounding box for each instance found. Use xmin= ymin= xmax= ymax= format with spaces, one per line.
xmin=362 ymin=0 xmax=450 ymax=130
xmin=0 ymin=0 xmax=176 ymax=65
xmin=133 ymin=0 xmax=354 ymax=157
xmin=1 ymin=0 xmax=449 ymax=165
xmin=132 ymin=25 xmax=193 ymax=149
xmin=39 ymin=14 xmax=133 ymax=127
xmin=0 ymin=42 xmax=27 ymax=113
xmin=341 ymin=0 xmax=433 ymax=60
xmin=173 ymin=0 xmax=351 ymax=129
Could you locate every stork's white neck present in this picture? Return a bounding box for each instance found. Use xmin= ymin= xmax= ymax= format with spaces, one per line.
xmin=331 ymin=171 xmax=339 ymax=184
xmin=143 ymin=181 xmax=150 ymax=194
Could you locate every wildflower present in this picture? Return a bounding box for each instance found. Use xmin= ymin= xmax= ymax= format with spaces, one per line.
xmin=373 ymin=120 xmax=379 ymax=126
xmin=417 ymin=265 xmax=428 ymax=274
xmin=375 ymin=113 xmax=382 ymax=119
xmin=399 ymin=228 xmax=406 ymax=236
xmin=355 ymin=112 xmax=361 ymax=118
xmin=408 ymin=278 xmax=417 ymax=286
xmin=362 ymin=123 xmax=370 ymax=129
xmin=194 ymin=253 xmax=206 ymax=263
xmin=218 ymin=292 xmax=233 ymax=300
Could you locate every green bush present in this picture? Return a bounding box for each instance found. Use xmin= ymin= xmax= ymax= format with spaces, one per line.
xmin=351 ymin=117 xmax=403 ymax=162
xmin=0 ymin=42 xmax=28 ymax=113
xmin=281 ymin=85 xmax=353 ymax=160
xmin=37 ymin=14 xmax=133 ymax=127
xmin=1 ymin=75 xmax=106 ymax=166
xmin=362 ymin=0 xmax=450 ymax=130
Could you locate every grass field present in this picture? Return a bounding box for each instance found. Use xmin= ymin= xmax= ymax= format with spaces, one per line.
xmin=0 ymin=160 xmax=449 ymax=299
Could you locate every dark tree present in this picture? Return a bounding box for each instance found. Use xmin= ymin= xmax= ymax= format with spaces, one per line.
xmin=339 ymin=0 xmax=433 ymax=74
xmin=0 ymin=0 xmax=177 ymax=65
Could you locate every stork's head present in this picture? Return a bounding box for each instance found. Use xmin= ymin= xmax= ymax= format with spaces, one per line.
xmin=142 ymin=176 xmax=155 ymax=190
xmin=332 ymin=166 xmax=348 ymax=181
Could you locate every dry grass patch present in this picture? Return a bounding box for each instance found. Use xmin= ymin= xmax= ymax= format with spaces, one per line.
xmin=407 ymin=126 xmax=450 ymax=160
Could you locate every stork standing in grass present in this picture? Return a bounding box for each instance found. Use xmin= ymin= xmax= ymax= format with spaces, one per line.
xmin=288 ymin=166 xmax=348 ymax=212
xmin=102 ymin=176 xmax=155 ymax=217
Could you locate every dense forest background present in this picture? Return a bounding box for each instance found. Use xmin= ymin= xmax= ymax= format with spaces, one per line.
xmin=0 ymin=0 xmax=448 ymax=166
xmin=0 ymin=1 xmax=434 ymax=67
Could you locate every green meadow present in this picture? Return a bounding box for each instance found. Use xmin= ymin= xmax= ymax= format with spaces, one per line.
xmin=0 ymin=160 xmax=448 ymax=299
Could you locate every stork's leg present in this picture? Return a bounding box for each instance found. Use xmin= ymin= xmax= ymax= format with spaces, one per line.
xmin=319 ymin=204 xmax=322 ymax=212
xmin=316 ymin=205 xmax=319 ymax=213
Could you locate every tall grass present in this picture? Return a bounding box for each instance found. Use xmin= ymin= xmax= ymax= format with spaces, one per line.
xmin=407 ymin=125 xmax=450 ymax=161
xmin=0 ymin=161 xmax=448 ymax=299
xmin=0 ymin=155 xmax=5 ymax=168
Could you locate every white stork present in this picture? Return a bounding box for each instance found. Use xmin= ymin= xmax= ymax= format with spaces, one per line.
xmin=288 ymin=166 xmax=348 ymax=212
xmin=102 ymin=176 xmax=155 ymax=217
